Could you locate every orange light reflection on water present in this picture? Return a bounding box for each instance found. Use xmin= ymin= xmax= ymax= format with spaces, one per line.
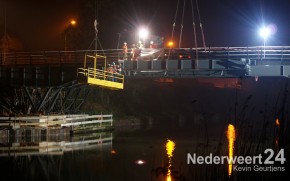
xmin=227 ymin=124 xmax=236 ymax=177
xmin=275 ymin=118 xmax=280 ymax=146
xmin=166 ymin=139 xmax=175 ymax=181
xmin=275 ymin=118 xmax=280 ymax=127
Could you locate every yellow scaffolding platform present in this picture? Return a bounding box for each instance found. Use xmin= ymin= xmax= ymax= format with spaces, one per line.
xmin=77 ymin=54 xmax=124 ymax=90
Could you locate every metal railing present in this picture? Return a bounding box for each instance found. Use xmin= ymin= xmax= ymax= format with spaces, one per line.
xmin=0 ymin=49 xmax=120 ymax=66
xmin=0 ymin=114 xmax=113 ymax=128
xmin=1 ymin=46 xmax=290 ymax=66
xmin=78 ymin=68 xmax=124 ymax=83
xmin=76 ymin=53 xmax=124 ymax=89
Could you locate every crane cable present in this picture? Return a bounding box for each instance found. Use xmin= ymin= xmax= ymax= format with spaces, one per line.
xmin=94 ymin=0 xmax=98 ymax=51
xmin=171 ymin=0 xmax=180 ymax=41
xmin=190 ymin=0 xmax=198 ymax=61
xmin=179 ymin=0 xmax=186 ymax=48
xmin=168 ymin=0 xmax=180 ymax=59
xmin=94 ymin=0 xmax=105 ymax=55
xmin=195 ymin=0 xmax=206 ymax=51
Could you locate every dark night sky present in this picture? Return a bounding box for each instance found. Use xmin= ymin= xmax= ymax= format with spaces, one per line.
xmin=1 ymin=0 xmax=290 ymax=51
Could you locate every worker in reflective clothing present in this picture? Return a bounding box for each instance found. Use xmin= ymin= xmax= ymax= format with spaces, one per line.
xmin=123 ymin=42 xmax=128 ymax=60
xmin=137 ymin=40 xmax=143 ymax=49
xmin=107 ymin=63 xmax=117 ymax=81
xmin=149 ymin=41 xmax=157 ymax=49
xmin=131 ymin=44 xmax=138 ymax=61
xmin=135 ymin=41 xmax=143 ymax=60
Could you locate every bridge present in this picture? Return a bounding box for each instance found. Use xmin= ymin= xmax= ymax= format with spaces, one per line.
xmin=1 ymin=46 xmax=290 ymax=115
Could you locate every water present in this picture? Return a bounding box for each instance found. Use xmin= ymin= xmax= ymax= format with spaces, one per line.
xmin=0 ymin=118 xmax=289 ymax=181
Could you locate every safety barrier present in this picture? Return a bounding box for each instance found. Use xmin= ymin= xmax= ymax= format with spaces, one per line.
xmin=77 ymin=54 xmax=124 ymax=89
xmin=78 ymin=67 xmax=124 ymax=89
xmin=2 ymin=46 xmax=290 ymax=66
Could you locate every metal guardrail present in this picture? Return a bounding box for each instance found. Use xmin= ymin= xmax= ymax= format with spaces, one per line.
xmin=78 ymin=67 xmax=124 ymax=89
xmin=1 ymin=46 xmax=290 ymax=66
xmin=0 ymin=50 xmax=117 ymax=66
xmin=0 ymin=114 xmax=113 ymax=129
xmin=79 ymin=67 xmax=124 ymax=83
xmin=77 ymin=54 xmax=124 ymax=89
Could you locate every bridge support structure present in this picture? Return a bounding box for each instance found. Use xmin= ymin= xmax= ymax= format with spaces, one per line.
xmin=1 ymin=80 xmax=91 ymax=116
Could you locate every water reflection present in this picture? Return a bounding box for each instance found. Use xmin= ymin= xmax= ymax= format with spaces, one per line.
xmin=0 ymin=118 xmax=288 ymax=181
xmin=0 ymin=128 xmax=114 ymax=180
xmin=275 ymin=118 xmax=280 ymax=127
xmin=226 ymin=124 xmax=236 ymax=177
xmin=0 ymin=129 xmax=112 ymax=157
xmin=275 ymin=118 xmax=280 ymax=147
xmin=165 ymin=139 xmax=175 ymax=181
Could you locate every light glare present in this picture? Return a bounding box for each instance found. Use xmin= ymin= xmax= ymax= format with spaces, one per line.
xmin=138 ymin=28 xmax=149 ymax=39
xmin=259 ymin=24 xmax=277 ymax=39
xmin=70 ymin=20 xmax=76 ymax=26
xmin=168 ymin=41 xmax=174 ymax=47
xmin=259 ymin=27 xmax=270 ymax=38
xmin=135 ymin=159 xmax=146 ymax=165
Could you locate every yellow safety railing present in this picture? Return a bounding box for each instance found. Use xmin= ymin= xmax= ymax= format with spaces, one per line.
xmin=77 ymin=54 xmax=124 ymax=90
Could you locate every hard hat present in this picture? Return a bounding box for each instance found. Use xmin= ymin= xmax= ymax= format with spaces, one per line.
xmin=124 ymin=42 xmax=127 ymax=44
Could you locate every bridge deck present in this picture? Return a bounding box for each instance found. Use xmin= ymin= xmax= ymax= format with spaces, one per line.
xmin=1 ymin=46 xmax=290 ymax=115
xmin=1 ymin=46 xmax=290 ymax=87
xmin=1 ymin=46 xmax=290 ymax=66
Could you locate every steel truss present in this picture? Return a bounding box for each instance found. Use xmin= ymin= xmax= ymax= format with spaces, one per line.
xmin=2 ymin=80 xmax=91 ymax=115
